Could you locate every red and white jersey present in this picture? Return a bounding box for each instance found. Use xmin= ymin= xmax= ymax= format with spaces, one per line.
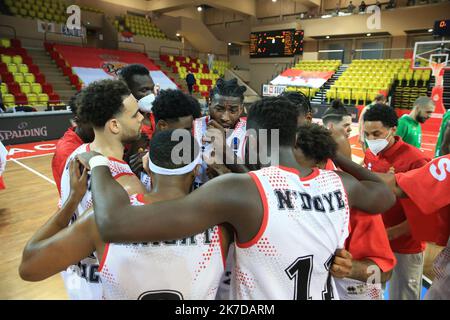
xmin=335 ymin=279 xmax=383 ymax=300
xmin=59 ymin=143 xmax=135 ymax=300
xmin=231 ymin=166 xmax=350 ymax=300
xmin=192 ymin=116 xmax=247 ymax=188
xmin=99 ymin=194 xmax=226 ymax=300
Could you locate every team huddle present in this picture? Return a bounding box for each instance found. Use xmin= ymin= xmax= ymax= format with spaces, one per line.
xmin=18 ymin=64 xmax=450 ymax=300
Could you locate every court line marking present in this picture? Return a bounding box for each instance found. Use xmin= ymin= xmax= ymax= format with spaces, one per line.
xmin=10 ymin=158 xmax=56 ymax=186
xmin=7 ymin=153 xmax=54 ymax=161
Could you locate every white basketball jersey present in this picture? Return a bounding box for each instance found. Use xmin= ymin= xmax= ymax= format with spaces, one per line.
xmin=230 ymin=166 xmax=350 ymax=300
xmin=334 ymin=278 xmax=383 ymax=300
xmin=192 ymin=116 xmax=247 ymax=189
xmin=59 ymin=143 xmax=135 ymax=300
xmin=99 ymin=194 xmax=225 ymax=300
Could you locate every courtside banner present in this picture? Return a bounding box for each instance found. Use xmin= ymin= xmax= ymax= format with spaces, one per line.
xmin=0 ymin=111 xmax=72 ymax=145
xmin=270 ymin=69 xmax=334 ymax=88
xmin=262 ymin=84 xmax=286 ymax=96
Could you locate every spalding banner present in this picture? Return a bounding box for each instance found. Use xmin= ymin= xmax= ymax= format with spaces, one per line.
xmin=0 ymin=111 xmax=72 ymax=145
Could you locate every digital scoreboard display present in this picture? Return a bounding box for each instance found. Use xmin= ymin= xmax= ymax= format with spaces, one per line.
xmin=433 ymin=19 xmax=450 ymax=37
xmin=250 ymin=29 xmax=304 ymax=58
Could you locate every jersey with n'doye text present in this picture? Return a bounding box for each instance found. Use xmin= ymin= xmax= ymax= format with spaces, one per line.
xmin=231 ymin=166 xmax=350 ymax=300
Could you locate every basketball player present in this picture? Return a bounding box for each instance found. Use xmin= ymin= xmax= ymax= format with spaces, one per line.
xmin=357 ymin=94 xmax=386 ymax=152
xmin=131 ymin=89 xmax=202 ymax=189
xmin=344 ymin=151 xmax=450 ymax=300
xmin=20 ymin=130 xmax=229 ymax=299
xmin=58 ymin=79 xmax=146 ymax=299
xmin=52 ymin=92 xmax=94 ymax=195
xmin=81 ymin=97 xmax=396 ymax=300
xmin=322 ymin=100 xmax=353 ymax=160
xmin=363 ymin=104 xmax=431 ymax=300
xmin=280 ymin=91 xmax=313 ymax=125
xmin=119 ymin=64 xmax=156 ymax=176
xmin=396 ymin=96 xmax=435 ymax=149
xmin=295 ymin=123 xmax=396 ymax=300
xmin=435 ymin=109 xmax=450 ymax=157
xmin=193 ymin=78 xmax=247 ymax=188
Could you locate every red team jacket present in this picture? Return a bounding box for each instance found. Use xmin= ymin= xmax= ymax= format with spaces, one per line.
xmin=396 ymin=155 xmax=450 ymax=246
xmin=364 ymin=137 xmax=430 ymax=254
xmin=325 ymin=159 xmax=396 ymax=272
xmin=51 ymin=127 xmax=83 ymax=195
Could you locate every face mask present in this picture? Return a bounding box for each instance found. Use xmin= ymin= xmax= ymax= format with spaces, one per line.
xmin=367 ymin=131 xmax=392 ymax=155
xmin=137 ymin=94 xmax=155 ymax=113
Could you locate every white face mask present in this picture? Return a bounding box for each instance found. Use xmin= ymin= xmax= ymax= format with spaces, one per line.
xmin=137 ymin=94 xmax=155 ymax=113
xmin=367 ymin=131 xmax=392 ymax=155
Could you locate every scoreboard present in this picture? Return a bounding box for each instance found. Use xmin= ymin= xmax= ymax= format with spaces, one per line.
xmin=250 ymin=29 xmax=304 ymax=58
xmin=433 ymin=19 xmax=450 ymax=37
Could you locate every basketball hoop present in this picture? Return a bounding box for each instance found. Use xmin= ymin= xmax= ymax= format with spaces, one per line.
xmin=430 ymin=61 xmax=445 ymax=77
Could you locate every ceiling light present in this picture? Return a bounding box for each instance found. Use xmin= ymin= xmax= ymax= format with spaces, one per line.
xmin=326 ymin=35 xmax=330 ymax=39
xmin=366 ymin=33 xmax=371 ymax=36
xmin=321 ymin=14 xmax=332 ymax=19
xmin=176 ymin=33 xmax=180 ymax=37
xmin=228 ymin=42 xmax=232 ymax=46
xmin=197 ymin=6 xmax=202 ymax=12
xmin=428 ymin=28 xmax=433 ymax=32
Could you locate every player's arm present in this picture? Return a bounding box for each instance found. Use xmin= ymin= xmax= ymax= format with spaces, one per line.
xmin=333 ymin=153 xmax=396 ymax=213
xmin=348 ymin=259 xmax=392 ymax=283
xmin=90 ymin=164 xmax=260 ymax=244
xmin=386 ymin=220 xmax=410 ymax=240
xmin=441 ymin=121 xmax=450 ymax=156
xmin=19 ymin=160 xmax=97 ymax=281
xmin=19 ymin=211 xmax=100 ymax=281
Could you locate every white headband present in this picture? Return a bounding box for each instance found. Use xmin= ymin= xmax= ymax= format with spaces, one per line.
xmin=148 ymin=152 xmax=202 ymax=176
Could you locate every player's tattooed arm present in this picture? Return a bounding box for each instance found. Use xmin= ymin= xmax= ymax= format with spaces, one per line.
xmin=348 ymin=259 xmax=392 ymax=283
xmin=333 ymin=154 xmax=396 ymax=213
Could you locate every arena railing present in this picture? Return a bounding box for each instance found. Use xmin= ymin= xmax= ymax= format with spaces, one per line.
xmin=0 ymin=25 xmax=17 ymax=40
xmin=44 ymin=31 xmax=86 ymax=47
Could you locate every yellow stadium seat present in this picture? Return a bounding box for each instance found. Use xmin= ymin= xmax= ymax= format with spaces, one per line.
xmin=38 ymin=93 xmax=49 ymax=105
xmin=0 ymin=38 xmax=11 ymax=48
xmin=27 ymin=93 xmax=38 ymax=106
xmin=1 ymin=83 xmax=7 ymax=95
xmin=3 ymin=94 xmax=15 ymax=107
xmin=13 ymin=73 xmax=24 ymax=83
xmin=20 ymin=83 xmax=31 ymax=94
xmin=1 ymin=54 xmax=12 ymax=64
xmin=31 ymin=83 xmax=42 ymax=94
xmin=12 ymin=55 xmax=22 ymax=65
xmin=18 ymin=64 xmax=29 ymax=73
xmin=7 ymin=63 xmax=18 ymax=73
xmin=24 ymin=73 xmax=35 ymax=83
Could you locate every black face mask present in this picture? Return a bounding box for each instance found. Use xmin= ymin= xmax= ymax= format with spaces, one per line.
xmin=416 ymin=115 xmax=427 ymax=123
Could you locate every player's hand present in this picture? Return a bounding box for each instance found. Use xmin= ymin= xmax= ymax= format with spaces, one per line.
xmin=142 ymin=152 xmax=150 ymax=176
xmin=206 ymin=163 xmax=231 ymax=179
xmin=129 ymin=151 xmax=146 ymax=176
xmin=76 ymin=151 xmax=102 ymax=170
xmin=69 ymin=158 xmax=88 ymax=200
xmin=331 ymin=248 xmax=353 ymax=278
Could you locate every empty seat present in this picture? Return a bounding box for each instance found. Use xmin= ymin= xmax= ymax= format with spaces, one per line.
xmin=13 ymin=72 xmax=24 ymax=83
xmin=18 ymin=64 xmax=29 ymax=73
xmin=12 ymin=55 xmax=22 ymax=64
xmin=20 ymin=83 xmax=31 ymax=94
xmin=1 ymin=55 xmax=12 ymax=64
xmin=31 ymin=83 xmax=42 ymax=94
xmin=38 ymin=93 xmax=49 ymax=105
xmin=7 ymin=63 xmax=18 ymax=73
xmin=24 ymin=73 xmax=35 ymax=83
xmin=3 ymin=93 xmax=15 ymax=107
